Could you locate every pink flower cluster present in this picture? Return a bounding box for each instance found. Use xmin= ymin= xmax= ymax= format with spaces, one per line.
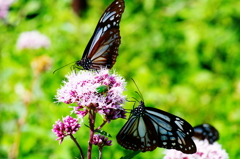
xmin=16 ymin=30 xmax=51 ymax=49
xmin=163 ymin=139 xmax=229 ymax=159
xmin=0 ymin=0 xmax=15 ymax=19
xmin=56 ymin=69 xmax=127 ymax=122
xmin=92 ymin=134 xmax=112 ymax=147
xmin=52 ymin=116 xmax=81 ymax=144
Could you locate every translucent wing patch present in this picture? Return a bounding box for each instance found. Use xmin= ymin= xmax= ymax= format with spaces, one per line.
xmin=116 ymin=114 xmax=158 ymax=152
xmin=89 ymin=29 xmax=120 ymax=69
xmin=146 ymin=107 xmax=197 ymax=154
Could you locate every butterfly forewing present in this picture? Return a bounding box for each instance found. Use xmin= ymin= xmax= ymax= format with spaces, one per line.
xmin=193 ymin=123 xmax=219 ymax=144
xmin=77 ymin=0 xmax=124 ymax=70
xmin=145 ymin=107 xmax=196 ymax=154
xmin=89 ymin=29 xmax=120 ymax=69
xmin=117 ymin=113 xmax=158 ymax=152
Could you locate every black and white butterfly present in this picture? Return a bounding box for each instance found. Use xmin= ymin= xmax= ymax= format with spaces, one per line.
xmin=193 ymin=123 xmax=219 ymax=144
xmin=75 ymin=0 xmax=125 ymax=70
xmin=116 ymin=83 xmax=197 ymax=154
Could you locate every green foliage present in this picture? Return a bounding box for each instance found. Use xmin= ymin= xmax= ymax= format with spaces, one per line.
xmin=1 ymin=0 xmax=240 ymax=158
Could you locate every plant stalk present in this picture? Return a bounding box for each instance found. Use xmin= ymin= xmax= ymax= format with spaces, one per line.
xmin=87 ymin=110 xmax=96 ymax=159
xmin=70 ymin=134 xmax=84 ymax=159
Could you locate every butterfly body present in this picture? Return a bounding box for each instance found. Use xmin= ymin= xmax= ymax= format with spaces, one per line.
xmin=193 ymin=123 xmax=219 ymax=144
xmin=76 ymin=0 xmax=124 ymax=70
xmin=76 ymin=58 xmax=93 ymax=70
xmin=117 ymin=101 xmax=197 ymax=154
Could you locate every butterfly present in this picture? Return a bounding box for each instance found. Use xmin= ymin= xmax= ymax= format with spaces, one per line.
xmin=75 ymin=0 xmax=125 ymax=70
xmin=116 ymin=82 xmax=196 ymax=154
xmin=193 ymin=123 xmax=219 ymax=144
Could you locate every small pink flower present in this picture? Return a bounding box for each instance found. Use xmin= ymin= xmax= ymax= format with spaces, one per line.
xmin=56 ymin=69 xmax=127 ymax=122
xmin=74 ymin=106 xmax=88 ymax=118
xmin=92 ymin=134 xmax=112 ymax=147
xmin=16 ymin=30 xmax=51 ymax=49
xmin=52 ymin=116 xmax=81 ymax=144
xmin=101 ymin=108 xmax=126 ymax=122
xmin=163 ymin=139 xmax=229 ymax=159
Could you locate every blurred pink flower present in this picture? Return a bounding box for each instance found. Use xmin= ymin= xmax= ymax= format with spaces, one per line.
xmin=163 ymin=139 xmax=229 ymax=159
xmin=56 ymin=68 xmax=127 ymax=122
xmin=0 ymin=0 xmax=15 ymax=19
xmin=16 ymin=30 xmax=51 ymax=49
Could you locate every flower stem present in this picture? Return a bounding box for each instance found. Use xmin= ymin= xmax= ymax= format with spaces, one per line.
xmin=88 ymin=109 xmax=96 ymax=159
xmin=70 ymin=134 xmax=84 ymax=159
xmin=98 ymin=147 xmax=103 ymax=159
xmin=95 ymin=120 xmax=107 ymax=131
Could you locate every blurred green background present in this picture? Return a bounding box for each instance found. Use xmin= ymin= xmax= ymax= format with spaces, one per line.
xmin=1 ymin=0 xmax=240 ymax=158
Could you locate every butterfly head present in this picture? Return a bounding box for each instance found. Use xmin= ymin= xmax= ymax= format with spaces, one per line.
xmin=131 ymin=100 xmax=146 ymax=117
xmin=76 ymin=58 xmax=93 ymax=70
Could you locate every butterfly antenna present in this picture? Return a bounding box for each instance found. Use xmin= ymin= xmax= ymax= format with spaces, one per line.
xmin=53 ymin=61 xmax=77 ymax=74
xmin=132 ymin=97 xmax=140 ymax=103
xmin=131 ymin=78 xmax=144 ymax=102
xmin=127 ymin=97 xmax=139 ymax=103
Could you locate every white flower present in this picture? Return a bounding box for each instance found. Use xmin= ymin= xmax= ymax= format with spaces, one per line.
xmin=163 ymin=139 xmax=229 ymax=159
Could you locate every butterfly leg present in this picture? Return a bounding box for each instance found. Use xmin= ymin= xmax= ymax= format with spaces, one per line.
xmin=126 ymin=97 xmax=138 ymax=109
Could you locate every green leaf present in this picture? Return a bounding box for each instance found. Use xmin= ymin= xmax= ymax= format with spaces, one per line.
xmin=95 ymin=129 xmax=112 ymax=138
xmin=84 ymin=124 xmax=112 ymax=137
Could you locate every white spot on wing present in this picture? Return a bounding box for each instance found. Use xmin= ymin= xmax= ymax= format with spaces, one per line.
xmin=104 ymin=26 xmax=108 ymax=32
xmin=110 ymin=15 xmax=115 ymax=21
xmin=100 ymin=11 xmax=116 ymax=22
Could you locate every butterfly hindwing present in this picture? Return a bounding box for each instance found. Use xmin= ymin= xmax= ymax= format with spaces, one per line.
xmin=145 ymin=107 xmax=196 ymax=154
xmin=77 ymin=0 xmax=124 ymax=70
